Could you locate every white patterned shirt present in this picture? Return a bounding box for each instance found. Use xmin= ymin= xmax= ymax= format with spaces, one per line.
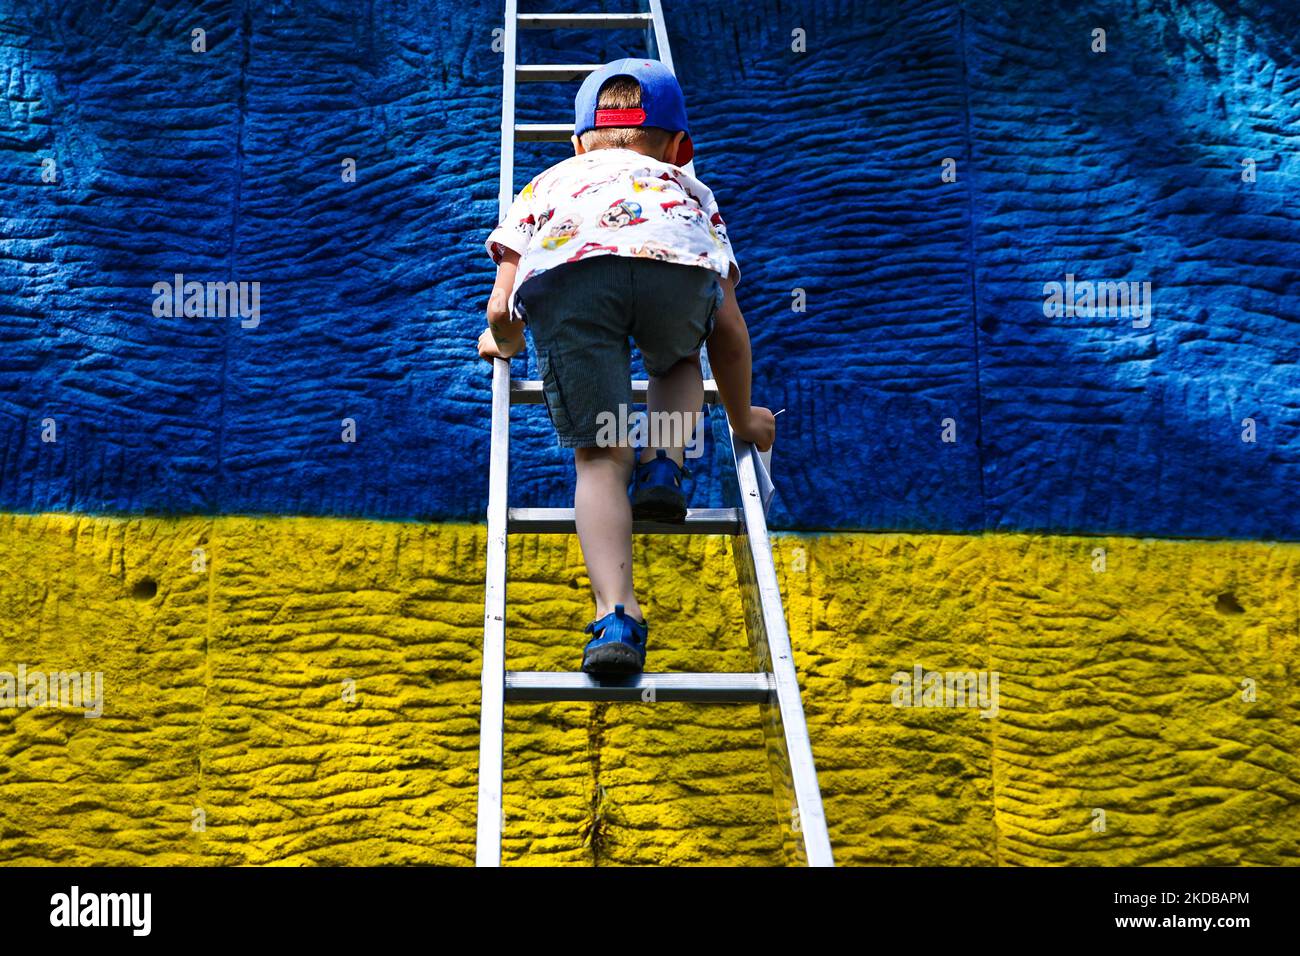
xmin=486 ymin=147 xmax=739 ymax=315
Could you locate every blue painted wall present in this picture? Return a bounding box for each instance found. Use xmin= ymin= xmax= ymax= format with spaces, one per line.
xmin=1 ymin=0 xmax=1296 ymax=536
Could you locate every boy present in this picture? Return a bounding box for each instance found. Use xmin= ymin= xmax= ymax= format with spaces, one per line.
xmin=478 ymin=58 xmax=774 ymax=676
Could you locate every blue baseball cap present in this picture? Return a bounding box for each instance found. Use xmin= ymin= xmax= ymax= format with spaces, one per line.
xmin=574 ymin=58 xmax=693 ymax=166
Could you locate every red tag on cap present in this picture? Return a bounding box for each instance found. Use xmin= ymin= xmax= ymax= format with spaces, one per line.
xmin=594 ymin=108 xmax=646 ymax=127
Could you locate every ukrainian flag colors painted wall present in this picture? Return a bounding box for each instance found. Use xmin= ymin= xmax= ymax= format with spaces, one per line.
xmin=1 ymin=0 xmax=1297 ymax=538
xmin=2 ymin=513 xmax=1296 ymax=865
xmin=1 ymin=0 xmax=1297 ymax=864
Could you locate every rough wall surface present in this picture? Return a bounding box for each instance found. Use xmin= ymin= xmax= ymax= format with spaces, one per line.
xmin=1 ymin=0 xmax=1296 ymax=535
xmin=1 ymin=0 xmax=1297 ymax=866
xmin=1 ymin=513 xmax=1296 ymax=866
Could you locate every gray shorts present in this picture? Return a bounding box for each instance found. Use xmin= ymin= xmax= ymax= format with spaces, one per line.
xmin=513 ymin=254 xmax=724 ymax=448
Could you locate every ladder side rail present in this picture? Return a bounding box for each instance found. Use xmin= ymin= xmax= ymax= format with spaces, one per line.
xmin=729 ymin=427 xmax=835 ymax=866
xmin=729 ymin=524 xmax=802 ymax=862
xmin=498 ymin=0 xmax=520 ymax=216
xmin=477 ymin=0 xmax=520 ymax=868
xmin=646 ymin=0 xmax=675 ymax=73
xmin=477 ymin=357 xmax=511 ymax=865
xmin=645 ymin=0 xmax=697 ymax=179
xmin=644 ymin=0 xmax=659 ymax=63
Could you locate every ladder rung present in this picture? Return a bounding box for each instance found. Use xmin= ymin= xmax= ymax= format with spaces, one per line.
xmin=516 ymin=123 xmax=574 ymax=142
xmin=510 ymin=379 xmax=722 ymax=405
xmin=517 ymin=13 xmax=654 ymax=30
xmin=505 ymin=671 xmax=776 ymax=703
xmin=509 ymin=507 xmax=743 ymax=535
xmin=517 ymin=64 xmax=603 ymax=82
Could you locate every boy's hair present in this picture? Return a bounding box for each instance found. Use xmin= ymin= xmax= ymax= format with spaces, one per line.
xmin=578 ymin=75 xmax=674 ymax=153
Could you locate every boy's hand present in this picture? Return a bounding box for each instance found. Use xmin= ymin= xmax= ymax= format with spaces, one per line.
xmin=733 ymin=405 xmax=776 ymax=452
xmin=478 ymin=327 xmax=516 ymax=361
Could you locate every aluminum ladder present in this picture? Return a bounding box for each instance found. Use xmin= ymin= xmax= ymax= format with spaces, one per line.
xmin=478 ymin=0 xmax=833 ymax=867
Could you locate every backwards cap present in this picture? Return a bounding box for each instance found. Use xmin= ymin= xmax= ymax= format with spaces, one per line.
xmin=574 ymin=58 xmax=694 ymax=167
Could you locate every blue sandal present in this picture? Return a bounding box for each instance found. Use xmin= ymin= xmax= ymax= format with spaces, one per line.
xmin=630 ymin=449 xmax=690 ymax=522
xmin=582 ymin=604 xmax=649 ymax=675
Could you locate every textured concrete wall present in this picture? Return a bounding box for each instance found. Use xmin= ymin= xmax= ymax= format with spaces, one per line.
xmin=1 ymin=513 xmax=1296 ymax=865
xmin=1 ymin=0 xmax=1297 ymax=865
xmin=2 ymin=0 xmax=1296 ymax=535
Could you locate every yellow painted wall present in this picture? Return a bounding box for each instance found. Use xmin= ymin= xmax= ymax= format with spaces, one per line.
xmin=0 ymin=512 xmax=1296 ymax=865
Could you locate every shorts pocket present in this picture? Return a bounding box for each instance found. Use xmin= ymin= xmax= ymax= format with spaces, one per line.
xmin=536 ymin=348 xmax=573 ymax=435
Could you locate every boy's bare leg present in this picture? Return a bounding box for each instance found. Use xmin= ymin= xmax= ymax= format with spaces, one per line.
xmin=573 ymin=444 xmax=644 ymax=622
xmin=641 ymin=351 xmax=704 ymax=467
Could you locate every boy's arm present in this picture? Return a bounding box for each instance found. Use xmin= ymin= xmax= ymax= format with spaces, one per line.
xmin=707 ymin=273 xmax=775 ymax=451
xmin=481 ymin=172 xmax=541 ymax=361
xmin=478 ymin=249 xmax=526 ymax=360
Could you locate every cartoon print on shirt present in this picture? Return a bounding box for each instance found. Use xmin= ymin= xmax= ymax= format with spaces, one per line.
xmin=656 ymin=170 xmax=701 ymax=204
xmin=632 ymin=241 xmax=675 ymax=261
xmin=535 ymin=207 xmax=555 ymax=232
xmin=572 ymin=175 xmax=621 ymax=198
xmin=567 ymin=240 xmax=620 ymax=263
xmin=707 ymin=211 xmax=728 ymax=248
xmin=660 ymin=199 xmax=704 ymax=223
xmin=599 ymin=199 xmax=647 ymax=228
xmin=632 ymin=176 xmax=670 ymax=193
xmin=541 ymin=214 xmax=582 ymax=250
